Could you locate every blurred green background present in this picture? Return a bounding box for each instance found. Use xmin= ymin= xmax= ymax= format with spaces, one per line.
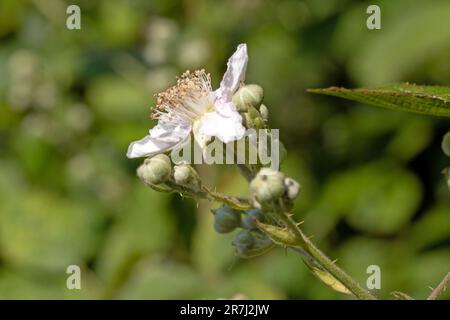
xmin=0 ymin=0 xmax=449 ymax=299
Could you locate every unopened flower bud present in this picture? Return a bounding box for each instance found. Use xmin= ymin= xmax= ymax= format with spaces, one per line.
xmin=442 ymin=131 xmax=450 ymax=157
xmin=284 ymin=177 xmax=300 ymax=200
xmin=244 ymin=106 xmax=265 ymax=129
xmin=137 ymin=154 xmax=171 ymax=185
xmin=259 ymin=104 xmax=269 ymax=122
xmin=212 ymin=205 xmax=241 ymax=234
xmin=243 ymin=112 xmax=254 ymax=128
xmin=232 ymin=84 xmax=264 ymax=112
xmin=173 ymin=164 xmax=201 ymax=190
xmin=241 ymin=209 xmax=263 ymax=230
xmin=247 ymin=105 xmax=260 ymax=119
xmin=173 ymin=165 xmax=190 ymax=184
xmin=249 ymin=168 xmax=286 ymax=206
xmin=253 ymin=116 xmax=265 ymax=129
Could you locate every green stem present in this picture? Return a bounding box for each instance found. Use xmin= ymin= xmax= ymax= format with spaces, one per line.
xmin=144 ymin=180 xmax=251 ymax=211
xmin=277 ymin=210 xmax=377 ymax=300
xmin=427 ymin=271 xmax=450 ymax=300
xmin=206 ymin=188 xmax=252 ymax=210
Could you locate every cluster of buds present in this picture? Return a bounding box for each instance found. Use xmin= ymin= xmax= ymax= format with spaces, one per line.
xmin=211 ymin=205 xmax=273 ymax=258
xmin=249 ymin=168 xmax=300 ymax=210
xmin=231 ymin=83 xmax=288 ymax=171
xmin=137 ymin=154 xmax=201 ymax=192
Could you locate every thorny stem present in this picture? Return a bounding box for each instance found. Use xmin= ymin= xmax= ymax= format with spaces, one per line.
xmin=275 ymin=204 xmax=377 ymax=300
xmin=427 ymin=271 xmax=450 ymax=300
xmin=237 ymin=162 xmax=376 ymax=299
xmin=206 ymin=188 xmax=252 ymax=210
xmin=143 ymin=179 xmax=251 ymax=211
xmin=141 ymin=161 xmax=374 ymax=299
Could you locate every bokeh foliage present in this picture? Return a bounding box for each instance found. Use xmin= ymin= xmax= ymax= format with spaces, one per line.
xmin=0 ymin=0 xmax=448 ymax=299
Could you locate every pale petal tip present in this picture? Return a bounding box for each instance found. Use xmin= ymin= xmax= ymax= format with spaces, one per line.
xmin=236 ymin=43 xmax=247 ymax=53
xmin=233 ymin=43 xmax=248 ymax=61
xmin=126 ymin=142 xmax=142 ymax=159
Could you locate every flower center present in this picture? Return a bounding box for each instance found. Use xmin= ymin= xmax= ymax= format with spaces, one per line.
xmin=151 ymin=69 xmax=214 ymax=125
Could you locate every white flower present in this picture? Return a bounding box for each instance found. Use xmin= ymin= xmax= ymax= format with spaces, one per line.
xmin=127 ymin=44 xmax=248 ymax=158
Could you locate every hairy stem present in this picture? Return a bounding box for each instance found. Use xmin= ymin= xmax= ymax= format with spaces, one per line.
xmin=427 ymin=271 xmax=450 ymax=300
xmin=145 ymin=180 xmax=252 ymax=211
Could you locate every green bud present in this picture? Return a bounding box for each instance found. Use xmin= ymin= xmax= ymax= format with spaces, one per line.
xmin=243 ymin=112 xmax=254 ymax=128
xmin=284 ymin=177 xmax=300 ymax=200
xmin=173 ymin=164 xmax=201 ymax=190
xmin=241 ymin=209 xmax=263 ymax=230
xmin=243 ymin=106 xmax=265 ymax=129
xmin=247 ymin=105 xmax=260 ymax=119
xmin=173 ymin=165 xmax=190 ymax=184
xmin=442 ymin=131 xmax=450 ymax=157
xmin=232 ymin=84 xmax=264 ymax=112
xmin=137 ymin=154 xmax=171 ymax=185
xmin=253 ymin=116 xmax=265 ymax=129
xmin=259 ymin=104 xmax=269 ymax=122
xmin=249 ymin=168 xmax=286 ymax=206
xmin=212 ymin=205 xmax=241 ymax=233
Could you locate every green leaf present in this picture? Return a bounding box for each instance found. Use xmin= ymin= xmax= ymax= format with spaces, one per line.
xmin=308 ymin=83 xmax=450 ymax=117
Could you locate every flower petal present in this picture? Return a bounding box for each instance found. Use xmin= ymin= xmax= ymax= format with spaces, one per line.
xmin=215 ymin=44 xmax=248 ymax=102
xmin=196 ymin=102 xmax=245 ymax=144
xmin=126 ymin=123 xmax=191 ymax=158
